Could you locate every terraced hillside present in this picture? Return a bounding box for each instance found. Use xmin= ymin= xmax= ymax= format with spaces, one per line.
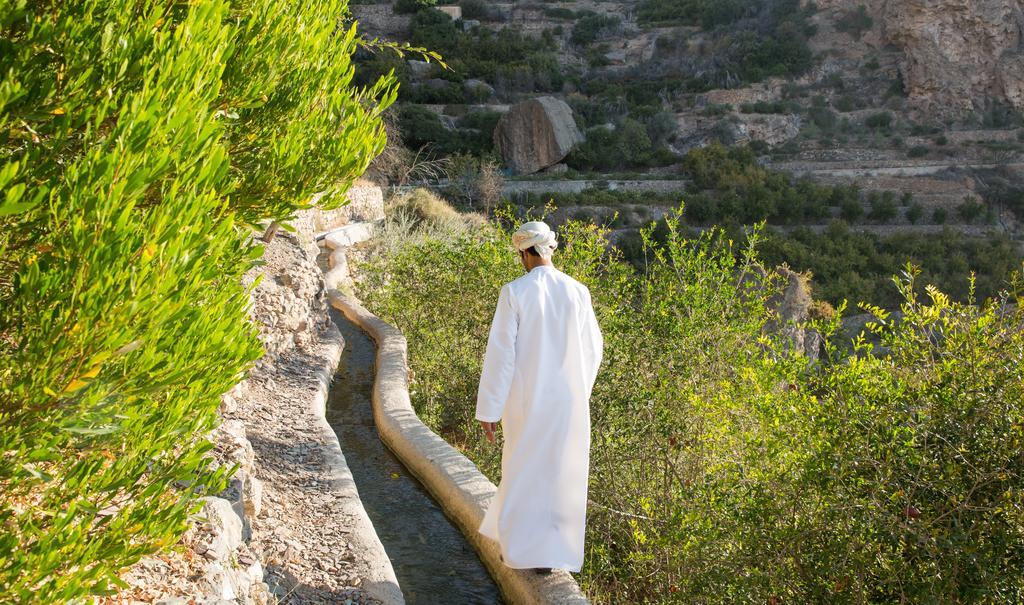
xmin=351 ymin=0 xmax=1024 ymax=307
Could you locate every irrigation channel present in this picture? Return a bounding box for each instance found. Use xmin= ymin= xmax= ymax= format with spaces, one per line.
xmin=325 ymin=308 xmax=504 ymax=604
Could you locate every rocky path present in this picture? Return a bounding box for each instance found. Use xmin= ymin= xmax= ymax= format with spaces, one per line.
xmin=218 ymin=231 xmax=396 ymax=605
xmin=225 ymin=333 xmax=383 ymax=605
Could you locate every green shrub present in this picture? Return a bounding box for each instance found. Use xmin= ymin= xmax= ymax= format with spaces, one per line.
xmin=908 ymin=145 xmax=930 ymax=158
xmin=544 ymin=7 xmax=576 ymax=19
xmin=759 ymin=222 xmax=1021 ymax=307
xmin=406 ymin=9 xmax=563 ymax=95
xmin=808 ymin=106 xmax=839 ymax=132
xmin=986 ymin=183 xmax=1024 ymax=221
xmin=459 ymin=109 xmax=502 ymax=134
xmin=957 ymin=198 xmax=986 ymax=223
xmin=397 ymin=104 xmax=451 ymax=149
xmin=840 ymin=197 xmax=865 ymax=221
xmin=865 ymin=111 xmax=893 ymax=130
xmin=867 ymin=191 xmax=898 ymax=222
xmin=906 ymin=202 xmax=924 ymax=224
xmin=701 ymin=103 xmax=733 ymax=117
xmin=835 ymin=5 xmax=873 ymax=39
xmin=568 ymin=120 xmax=676 ymax=172
xmin=637 ymin=0 xmax=758 ymax=27
xmin=0 ymin=1 xmax=392 ymax=601
xmin=834 ymin=95 xmax=858 ymax=112
xmin=395 ymin=0 xmax=437 ymax=14
xmin=459 ymin=0 xmax=490 ymax=19
xmin=638 ymin=0 xmax=815 ymax=87
xmin=571 ymin=12 xmax=621 ymax=46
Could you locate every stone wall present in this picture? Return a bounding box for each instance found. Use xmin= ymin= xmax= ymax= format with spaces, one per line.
xmin=110 ymin=182 xmax=396 ymax=605
xmin=350 ymin=4 xmax=411 ymax=39
xmin=289 ymin=179 xmax=385 ymax=238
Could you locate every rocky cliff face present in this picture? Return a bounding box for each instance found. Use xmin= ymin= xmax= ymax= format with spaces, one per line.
xmin=882 ymin=0 xmax=1023 ymax=114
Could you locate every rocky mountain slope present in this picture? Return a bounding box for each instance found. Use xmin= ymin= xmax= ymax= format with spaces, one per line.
xmin=352 ymin=0 xmax=1023 ymax=306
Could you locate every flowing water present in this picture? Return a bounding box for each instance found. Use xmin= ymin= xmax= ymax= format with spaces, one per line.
xmin=325 ymin=309 xmax=504 ymax=604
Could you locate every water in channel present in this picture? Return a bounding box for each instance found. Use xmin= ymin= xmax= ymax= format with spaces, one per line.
xmin=325 ymin=309 xmax=504 ymax=604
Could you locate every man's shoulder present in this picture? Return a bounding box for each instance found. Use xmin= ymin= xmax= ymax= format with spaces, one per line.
xmin=508 ymin=267 xmax=589 ymax=296
xmin=552 ymin=269 xmax=590 ymax=295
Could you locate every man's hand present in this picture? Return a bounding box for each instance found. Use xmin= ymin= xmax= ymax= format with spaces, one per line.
xmin=479 ymin=420 xmax=498 ymax=444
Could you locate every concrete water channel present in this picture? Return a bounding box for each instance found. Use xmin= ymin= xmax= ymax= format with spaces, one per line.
xmin=325 ymin=309 xmax=504 ymax=604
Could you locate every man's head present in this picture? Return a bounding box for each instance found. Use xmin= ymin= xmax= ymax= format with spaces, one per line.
xmin=512 ymin=221 xmax=557 ymax=271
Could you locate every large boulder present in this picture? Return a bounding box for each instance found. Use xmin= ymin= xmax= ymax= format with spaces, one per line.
xmin=493 ymin=96 xmax=584 ymax=175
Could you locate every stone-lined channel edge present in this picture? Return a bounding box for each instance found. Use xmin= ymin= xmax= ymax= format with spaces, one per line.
xmin=328 ymin=291 xmax=590 ymax=605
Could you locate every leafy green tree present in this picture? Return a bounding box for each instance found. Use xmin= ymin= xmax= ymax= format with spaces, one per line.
xmin=0 ymin=1 xmax=394 ymax=601
xmin=957 ymin=198 xmax=986 ymax=223
xmin=906 ymin=201 xmax=925 ymax=224
xmin=867 ymin=191 xmax=898 ymax=222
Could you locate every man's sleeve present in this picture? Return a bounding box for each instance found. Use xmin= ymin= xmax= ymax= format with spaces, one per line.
xmin=581 ymin=287 xmax=603 ymax=389
xmin=476 ymin=284 xmax=518 ymax=422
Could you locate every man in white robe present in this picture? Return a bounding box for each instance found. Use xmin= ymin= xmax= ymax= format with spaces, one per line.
xmin=476 ymin=220 xmax=603 ymax=574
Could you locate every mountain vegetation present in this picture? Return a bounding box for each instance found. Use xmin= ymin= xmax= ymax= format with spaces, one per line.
xmin=0 ymin=1 xmax=394 ymax=600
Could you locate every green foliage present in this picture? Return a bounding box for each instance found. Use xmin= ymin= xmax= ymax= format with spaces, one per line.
xmin=459 ymin=0 xmax=490 ymax=19
xmin=544 ymin=7 xmax=577 ymax=19
xmin=957 ymin=198 xmax=987 ymax=223
xmin=395 ymin=0 xmax=437 ymax=14
xmin=678 ymin=143 xmax=836 ymax=223
xmin=356 ymin=211 xmax=1024 ymax=603
xmin=865 ymin=111 xmax=894 ymax=131
xmin=839 ymin=197 xmax=864 ymax=221
xmin=0 ymin=0 xmax=392 ymax=601
xmin=908 ymin=145 xmax=930 ymax=158
xmin=701 ymin=103 xmax=733 ymax=117
xmin=720 ymin=25 xmax=815 ymax=84
xmin=977 ymin=100 xmax=1024 ymax=129
xmin=638 ymin=0 xmax=760 ymax=27
xmin=568 ymin=120 xmax=677 ymax=172
xmin=987 ymin=183 xmax=1024 ymax=221
xmin=866 ymin=191 xmax=898 ymax=223
xmin=571 ymin=12 xmax=621 ymax=46
xmin=835 ymin=5 xmax=873 ymax=39
xmin=396 ymin=104 xmax=495 ymax=155
xmin=758 ymin=221 xmax=1020 ymax=307
xmin=637 ymin=0 xmax=815 ymax=88
xmin=834 ymin=95 xmax=856 ymax=112
xmin=404 ymin=9 xmax=563 ymax=96
xmin=808 ymin=106 xmax=839 ymax=132
xmin=906 ymin=201 xmax=925 ymax=224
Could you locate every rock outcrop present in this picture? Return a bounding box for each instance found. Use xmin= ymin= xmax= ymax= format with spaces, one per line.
xmin=811 ymin=0 xmax=1023 ymax=114
xmin=493 ymin=96 xmax=584 ymax=175
xmin=884 ymin=0 xmax=1024 ymax=114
